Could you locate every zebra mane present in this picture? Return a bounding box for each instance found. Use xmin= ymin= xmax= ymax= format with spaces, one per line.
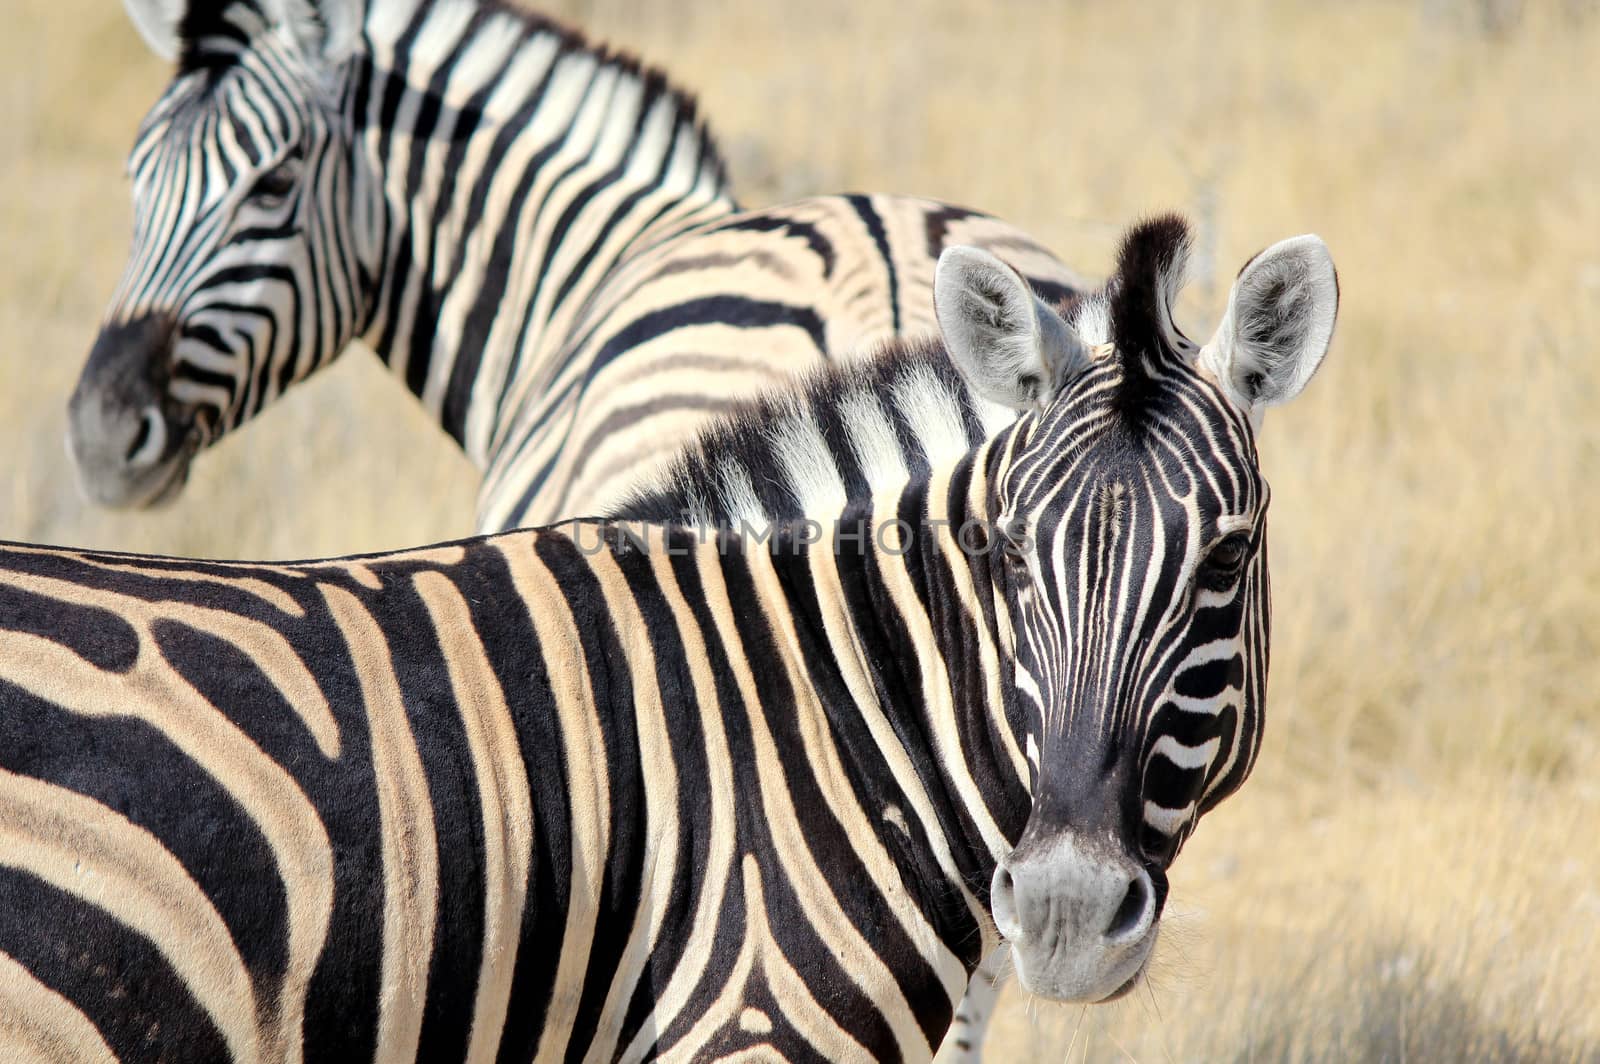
xmin=164 ymin=0 xmax=732 ymax=198
xmin=611 ymin=274 xmax=1131 ymax=530
xmin=611 ymin=337 xmax=997 ymax=528
xmin=469 ymin=0 xmax=732 ymax=198
xmin=1107 ymin=214 xmax=1195 ymax=417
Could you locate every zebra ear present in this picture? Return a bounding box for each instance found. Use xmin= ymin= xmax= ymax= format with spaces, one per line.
xmin=935 ymin=246 xmax=1092 ymax=411
xmin=267 ymin=0 xmax=363 ymax=64
xmin=124 ymin=0 xmax=360 ymax=66
xmin=1199 ymin=235 xmax=1339 ymax=418
xmin=123 ymin=0 xmax=184 ymax=61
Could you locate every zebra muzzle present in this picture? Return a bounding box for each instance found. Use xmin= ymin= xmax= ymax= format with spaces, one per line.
xmin=68 ymin=313 xmax=194 ymax=509
xmin=989 ymin=831 xmax=1159 ymax=1002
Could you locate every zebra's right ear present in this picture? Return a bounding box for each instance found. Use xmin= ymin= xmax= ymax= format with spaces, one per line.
xmin=124 ymin=0 xmax=361 ymax=66
xmin=935 ymin=246 xmax=1092 ymax=411
xmin=123 ymin=0 xmax=184 ymax=61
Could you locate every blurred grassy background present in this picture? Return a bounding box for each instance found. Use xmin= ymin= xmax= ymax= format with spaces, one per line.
xmin=3 ymin=0 xmax=1597 ymax=1059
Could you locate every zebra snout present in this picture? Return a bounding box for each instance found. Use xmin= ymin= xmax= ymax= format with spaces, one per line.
xmin=68 ymin=315 xmax=191 ymax=509
xmin=989 ymin=835 xmax=1158 ymax=1002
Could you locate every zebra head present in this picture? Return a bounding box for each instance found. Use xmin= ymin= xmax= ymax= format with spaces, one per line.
xmin=69 ymin=0 xmax=365 ymax=507
xmin=935 ymin=217 xmax=1338 ymax=1002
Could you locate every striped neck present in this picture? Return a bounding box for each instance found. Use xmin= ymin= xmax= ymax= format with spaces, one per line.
xmin=744 ymin=427 xmax=1033 ymax=957
xmin=348 ymin=0 xmax=736 ymax=466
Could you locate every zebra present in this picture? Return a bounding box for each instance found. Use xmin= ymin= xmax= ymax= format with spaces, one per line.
xmin=612 ymin=222 xmax=1340 ymax=1057
xmin=68 ymin=0 xmax=1083 ymax=530
xmin=2 ymin=218 xmax=1339 ymax=1061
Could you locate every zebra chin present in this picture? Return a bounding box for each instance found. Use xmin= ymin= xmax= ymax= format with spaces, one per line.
xmin=67 ymin=314 xmax=201 ymax=509
xmin=989 ymin=830 xmax=1162 ymax=1003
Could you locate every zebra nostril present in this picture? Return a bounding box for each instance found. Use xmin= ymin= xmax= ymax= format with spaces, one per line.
xmin=1105 ymin=873 xmax=1151 ymax=943
xmin=125 ymin=407 xmax=167 ymax=468
xmin=989 ymin=864 xmax=1020 ymax=938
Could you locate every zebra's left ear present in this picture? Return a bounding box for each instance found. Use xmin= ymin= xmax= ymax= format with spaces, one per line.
xmin=935 ymin=246 xmax=1092 ymax=411
xmin=1198 ymin=235 xmax=1339 ymax=419
xmin=268 ymin=0 xmax=362 ymax=65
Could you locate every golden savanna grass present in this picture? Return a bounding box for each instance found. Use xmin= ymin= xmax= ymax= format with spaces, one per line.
xmin=2 ymin=0 xmax=1597 ymax=1058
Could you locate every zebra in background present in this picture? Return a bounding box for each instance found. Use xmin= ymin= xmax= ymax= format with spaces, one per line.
xmin=69 ymin=0 xmax=1083 ymax=528
xmin=2 ymin=218 xmax=1339 ymax=1061
xmin=472 ymin=193 xmax=1077 ymax=533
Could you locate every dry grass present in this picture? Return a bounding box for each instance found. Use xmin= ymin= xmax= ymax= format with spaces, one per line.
xmin=2 ymin=0 xmax=1597 ymax=1059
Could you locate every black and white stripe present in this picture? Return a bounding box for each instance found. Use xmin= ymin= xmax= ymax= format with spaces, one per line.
xmin=69 ymin=0 xmax=1086 ymax=525
xmin=474 ymin=194 xmax=1082 ymax=531
xmin=70 ymin=4 xmax=1080 ymax=1056
xmin=9 ymin=218 xmax=1338 ymax=1061
xmin=617 ymin=216 xmax=1337 ymax=1056
xmin=615 ymin=337 xmax=1011 ymax=530
xmin=70 ymin=0 xmax=731 ymax=508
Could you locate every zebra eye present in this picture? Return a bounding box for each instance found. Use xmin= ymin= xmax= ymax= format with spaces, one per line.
xmin=998 ymin=520 xmax=1032 ymax=574
xmin=252 ymin=159 xmax=301 ymax=206
xmin=1199 ymin=532 xmax=1251 ymax=589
